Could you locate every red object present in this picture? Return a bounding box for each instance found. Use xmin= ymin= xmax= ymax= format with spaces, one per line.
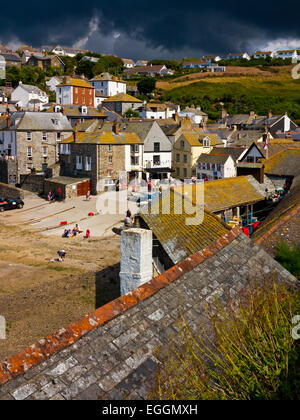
xmin=242 ymin=227 xmax=249 ymax=237
xmin=88 ymin=212 xmax=94 ymax=216
xmin=252 ymin=222 xmax=261 ymax=231
xmin=60 ymin=221 xmax=68 ymax=226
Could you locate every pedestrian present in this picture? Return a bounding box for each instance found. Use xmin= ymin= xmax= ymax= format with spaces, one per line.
xmin=86 ymin=190 xmax=92 ymax=201
xmin=58 ymin=187 xmax=62 ymax=201
xmin=57 ymin=249 xmax=66 ymax=261
xmin=84 ymin=229 xmax=91 ymax=239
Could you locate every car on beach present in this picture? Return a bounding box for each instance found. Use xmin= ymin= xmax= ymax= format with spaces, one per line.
xmin=0 ymin=197 xmax=24 ymax=212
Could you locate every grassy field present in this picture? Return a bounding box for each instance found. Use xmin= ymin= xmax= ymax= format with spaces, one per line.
xmin=158 ymin=66 xmax=300 ymax=121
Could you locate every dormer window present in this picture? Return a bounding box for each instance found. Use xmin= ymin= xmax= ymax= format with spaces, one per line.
xmin=81 ymin=106 xmax=88 ymax=114
xmin=203 ymin=138 xmax=210 ymax=147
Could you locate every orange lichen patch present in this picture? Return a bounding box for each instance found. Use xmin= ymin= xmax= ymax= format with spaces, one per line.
xmin=0 ymin=227 xmax=242 ymax=386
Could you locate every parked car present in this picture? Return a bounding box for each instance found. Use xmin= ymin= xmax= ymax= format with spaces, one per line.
xmin=0 ymin=197 xmax=24 ymax=212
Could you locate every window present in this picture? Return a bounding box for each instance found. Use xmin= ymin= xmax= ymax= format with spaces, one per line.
xmin=27 ymin=146 xmax=32 ymax=157
xmin=247 ymin=156 xmax=254 ymax=163
xmin=154 ymin=142 xmax=160 ymax=152
xmin=89 ymin=89 xmax=92 ymax=95
xmin=82 ymin=97 xmax=85 ymax=104
xmin=57 ymin=132 xmax=61 ymax=141
xmin=76 ymin=156 xmax=83 ymax=169
xmin=180 ymin=140 xmax=185 ymax=149
xmin=85 ymin=156 xmax=92 ymax=171
xmin=131 ymin=156 xmax=139 ymax=166
xmin=207 ymin=163 xmax=211 ymax=170
xmin=183 ymin=154 xmax=187 ymax=163
xmin=153 ymin=155 xmax=160 ymax=166
xmin=212 ymin=163 xmax=216 ymax=171
xmin=26 ymin=132 xmax=32 ymax=141
xmin=203 ymin=138 xmax=210 ymax=147
xmin=75 ymin=87 xmax=78 ymax=94
xmin=176 ymin=167 xmax=180 ymax=176
xmin=131 ymin=145 xmax=139 ymax=153
xmin=176 ymin=154 xmax=180 ymax=163
xmin=109 ymin=156 xmax=113 ymax=165
xmin=108 ymin=145 xmax=113 ymax=152
xmin=217 ymin=164 xmax=221 ymax=171
xmin=42 ymin=132 xmax=47 ymax=142
xmin=26 ymin=163 xmax=33 ymax=172
xmin=183 ymin=168 xmax=187 ymax=178
xmin=42 ymin=146 xmax=48 ymax=157
xmin=82 ymin=88 xmax=85 ymax=94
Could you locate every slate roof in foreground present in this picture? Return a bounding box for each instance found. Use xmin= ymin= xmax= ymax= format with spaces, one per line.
xmin=0 ymin=227 xmax=297 ymax=400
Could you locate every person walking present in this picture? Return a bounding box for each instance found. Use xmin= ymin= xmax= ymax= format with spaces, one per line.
xmin=57 ymin=187 xmax=62 ymax=201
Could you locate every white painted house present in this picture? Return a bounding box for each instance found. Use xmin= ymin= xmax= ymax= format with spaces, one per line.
xmin=202 ymin=56 xmax=222 ymax=62
xmin=11 ymin=82 xmax=49 ymax=110
xmin=253 ymin=51 xmax=274 ymax=59
xmin=196 ymin=154 xmax=236 ymax=180
xmin=276 ymin=50 xmax=298 ymax=60
xmin=227 ymin=53 xmax=251 ymax=60
xmin=46 ymin=76 xmax=63 ymax=92
xmin=89 ymin=73 xmax=126 ymax=97
xmin=122 ymin=58 xmax=135 ymax=68
xmin=138 ymin=103 xmax=178 ymax=120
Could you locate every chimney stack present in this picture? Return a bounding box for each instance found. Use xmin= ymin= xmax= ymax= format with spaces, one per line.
xmin=73 ymin=123 xmax=78 ymax=142
xmin=112 ymin=121 xmax=119 ymax=135
xmin=7 ymin=114 xmax=11 ymax=128
xmin=120 ymin=228 xmax=153 ymax=296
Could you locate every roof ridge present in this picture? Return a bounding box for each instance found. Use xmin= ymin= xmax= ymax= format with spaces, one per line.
xmin=0 ymin=226 xmax=241 ymax=386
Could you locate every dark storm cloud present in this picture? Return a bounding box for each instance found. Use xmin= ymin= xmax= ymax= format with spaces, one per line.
xmin=1 ymin=1 xmax=300 ymax=58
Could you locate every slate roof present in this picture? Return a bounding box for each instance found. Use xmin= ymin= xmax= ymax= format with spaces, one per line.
xmin=210 ymin=146 xmax=247 ymax=161
xmin=140 ymin=189 xmax=230 ymax=264
xmin=0 ymin=53 xmax=21 ymax=62
xmin=262 ymin=149 xmax=300 ymax=176
xmin=99 ymin=121 xmax=155 ymax=141
xmin=175 ymin=176 xmax=265 ymax=213
xmin=253 ymin=177 xmax=300 ymax=254
xmin=19 ymin=84 xmax=47 ymax=95
xmin=46 ymin=105 xmax=106 ymax=119
xmin=228 ymin=130 xmax=264 ymax=147
xmin=0 ymin=228 xmax=297 ymax=400
xmin=4 ymin=112 xmax=72 ymax=131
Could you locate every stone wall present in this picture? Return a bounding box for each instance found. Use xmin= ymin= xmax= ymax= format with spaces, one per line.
xmin=0 ymin=182 xmax=24 ymax=199
xmin=0 ymin=159 xmax=18 ymax=184
xmin=19 ymin=174 xmax=45 ymax=194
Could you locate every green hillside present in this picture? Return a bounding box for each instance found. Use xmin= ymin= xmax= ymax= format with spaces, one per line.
xmin=161 ymin=76 xmax=300 ymax=121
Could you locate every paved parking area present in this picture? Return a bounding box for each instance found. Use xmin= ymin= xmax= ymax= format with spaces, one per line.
xmin=1 ymin=191 xmax=140 ymax=238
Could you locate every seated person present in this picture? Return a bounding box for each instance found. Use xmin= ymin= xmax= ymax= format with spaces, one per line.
xmin=84 ymin=229 xmax=91 ymax=239
xmin=124 ymin=216 xmax=132 ymax=227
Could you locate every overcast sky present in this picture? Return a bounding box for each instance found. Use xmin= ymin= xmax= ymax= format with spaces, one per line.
xmin=1 ymin=1 xmax=300 ymax=60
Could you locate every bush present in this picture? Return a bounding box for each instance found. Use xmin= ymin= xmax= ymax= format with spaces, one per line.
xmin=151 ymin=280 xmax=300 ymax=400
xmin=275 ymin=241 xmax=300 ymax=279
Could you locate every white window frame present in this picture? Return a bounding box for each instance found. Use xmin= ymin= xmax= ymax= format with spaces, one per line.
xmin=76 ymin=155 xmax=83 ymax=170
xmin=42 ymin=132 xmax=47 ymax=142
xmin=27 ymin=146 xmax=32 ymax=157
xmin=26 ymin=132 xmax=32 ymax=141
xmin=85 ymin=156 xmax=92 ymax=171
xmin=42 ymin=146 xmax=48 ymax=157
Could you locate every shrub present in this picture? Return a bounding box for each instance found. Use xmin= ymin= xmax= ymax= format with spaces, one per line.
xmin=275 ymin=241 xmax=300 ymax=279
xmin=151 ymin=280 xmax=300 ymax=400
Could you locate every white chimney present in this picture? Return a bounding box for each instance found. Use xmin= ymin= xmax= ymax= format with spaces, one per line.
xmin=120 ymin=228 xmax=153 ymax=296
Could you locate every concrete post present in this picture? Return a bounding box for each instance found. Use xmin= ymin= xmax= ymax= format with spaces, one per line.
xmin=120 ymin=228 xmax=153 ymax=296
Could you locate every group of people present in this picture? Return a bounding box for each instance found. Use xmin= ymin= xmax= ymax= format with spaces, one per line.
xmin=62 ymin=224 xmax=85 ymax=238
xmin=47 ymin=188 xmax=62 ymax=202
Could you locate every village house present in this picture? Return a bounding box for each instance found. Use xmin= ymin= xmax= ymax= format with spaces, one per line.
xmin=11 ymin=82 xmax=49 ymax=111
xmin=59 ymin=123 xmax=144 ymax=193
xmin=121 ymin=58 xmax=135 ymax=68
xmin=45 ymin=76 xmax=64 ymax=92
xmin=56 ymin=77 xmax=95 ymax=107
xmin=0 ymin=111 xmax=72 ymax=182
xmin=227 ymin=52 xmax=251 ymax=60
xmin=135 ymin=60 xmax=148 ymax=67
xmin=26 ymin=54 xmax=65 ymax=72
xmin=172 ymin=118 xmax=223 ymax=179
xmin=196 ymin=153 xmax=236 ymax=180
xmin=253 ymin=51 xmax=274 ymax=59
xmin=0 ymin=53 xmax=21 ymax=69
xmin=179 ymin=106 xmax=208 ymax=125
xmin=46 ymin=104 xmax=108 ymax=127
xmin=124 ymin=64 xmax=174 ymax=78
xmin=138 ymin=103 xmax=178 ymax=120
xmin=101 ymin=93 xmax=142 ymax=115
xmin=276 ymin=50 xmax=298 ymax=60
xmin=89 ymin=73 xmax=126 ymax=97
xmin=202 ymin=55 xmax=222 ymax=62
xmin=100 ymin=120 xmax=173 ymax=180
xmin=41 ymin=45 xmax=78 ymax=57
xmin=247 ymin=112 xmax=298 ymax=136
